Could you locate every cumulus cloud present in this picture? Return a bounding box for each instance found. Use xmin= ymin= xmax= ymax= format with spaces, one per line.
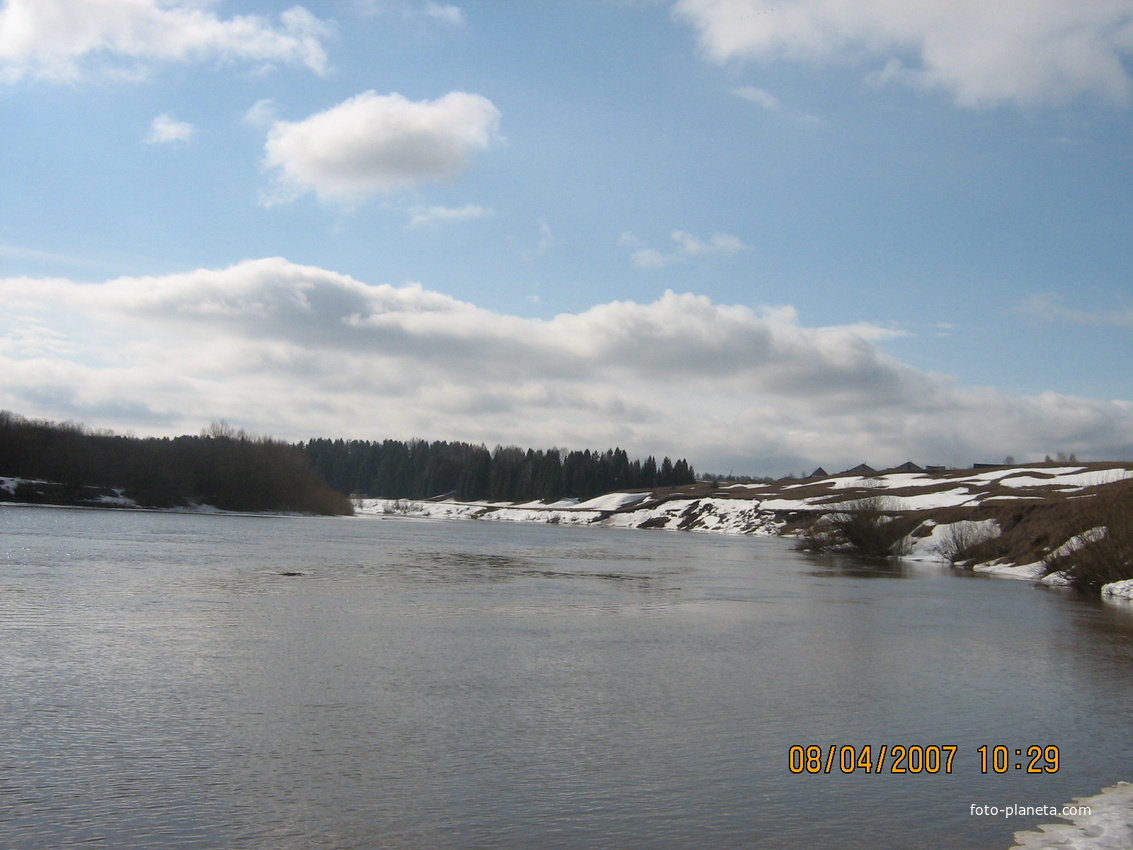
xmin=144 ymin=113 xmax=194 ymax=144
xmin=262 ymin=90 xmax=502 ymax=205
xmin=2 ymin=258 xmax=1131 ymax=473
xmin=622 ymin=229 xmax=749 ymax=268
xmin=0 ymin=0 xmax=331 ymax=83
xmin=674 ymin=0 xmax=1133 ymax=108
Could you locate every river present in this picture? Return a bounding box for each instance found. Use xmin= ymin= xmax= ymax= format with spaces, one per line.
xmin=2 ymin=506 xmax=1131 ymax=848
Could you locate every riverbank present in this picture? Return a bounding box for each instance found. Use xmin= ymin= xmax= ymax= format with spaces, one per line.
xmin=0 ymin=477 xmax=339 ymax=518
xmin=0 ymin=412 xmax=352 ymax=515
xmin=7 ymin=461 xmax=1133 ymax=598
xmin=356 ymin=461 xmax=1133 ymax=599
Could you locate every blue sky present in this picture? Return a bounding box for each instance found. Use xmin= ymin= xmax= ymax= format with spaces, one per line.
xmin=2 ymin=0 xmax=1133 ymax=476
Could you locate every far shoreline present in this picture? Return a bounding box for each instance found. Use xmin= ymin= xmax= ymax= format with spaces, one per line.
xmin=6 ymin=460 xmax=1133 ymax=601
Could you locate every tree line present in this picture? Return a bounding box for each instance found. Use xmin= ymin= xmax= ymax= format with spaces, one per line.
xmin=0 ymin=412 xmax=352 ymax=515
xmin=0 ymin=410 xmax=696 ymax=511
xmin=302 ymin=439 xmax=695 ymax=502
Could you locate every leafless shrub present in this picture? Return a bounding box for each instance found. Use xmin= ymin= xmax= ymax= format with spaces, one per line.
xmin=932 ymin=520 xmax=1001 ymax=565
xmin=794 ymin=515 xmax=842 ymax=552
xmin=797 ymin=497 xmax=911 ymax=557
xmin=381 ymin=499 xmax=410 ymax=515
xmin=1041 ymin=489 xmax=1133 ymax=592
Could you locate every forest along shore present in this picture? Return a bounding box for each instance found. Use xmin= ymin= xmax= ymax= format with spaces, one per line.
xmin=358 ymin=461 xmax=1133 ymax=601
xmin=3 ymin=411 xmax=1131 ymax=599
xmin=0 ymin=412 xmax=352 ymax=516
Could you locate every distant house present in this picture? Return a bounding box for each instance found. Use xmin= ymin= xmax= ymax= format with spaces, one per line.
xmin=808 ymin=467 xmax=829 ymax=478
xmin=885 ymin=461 xmax=923 ymax=473
xmin=839 ymin=463 xmax=877 ymax=476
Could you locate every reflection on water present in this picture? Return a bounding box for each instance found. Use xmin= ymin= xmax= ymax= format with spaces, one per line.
xmin=799 ymin=550 xmax=925 ymax=579
xmin=1 ymin=506 xmax=1132 ymax=849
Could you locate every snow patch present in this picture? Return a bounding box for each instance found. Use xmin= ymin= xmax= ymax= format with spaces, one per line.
xmin=1010 ymin=781 xmax=1133 ymax=850
xmin=973 ymin=561 xmax=1047 ymax=581
xmin=885 ymin=488 xmax=976 ymax=510
xmin=1047 ymin=527 xmax=1107 ymax=559
xmin=571 ymin=492 xmax=650 ymax=511
xmin=757 ymin=497 xmax=811 ymax=511
xmin=1102 ymin=580 xmax=1133 ymax=601
xmin=0 ymin=476 xmax=51 ymax=495
xmin=903 ymin=518 xmax=999 ymax=562
xmin=96 ymin=490 xmax=137 ymax=507
xmin=996 ymin=469 xmax=1133 ymax=490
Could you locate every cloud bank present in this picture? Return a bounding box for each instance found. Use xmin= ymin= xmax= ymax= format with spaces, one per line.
xmin=674 ymin=0 xmax=1133 ymax=108
xmin=3 ymin=258 xmax=1130 ymax=473
xmin=0 ymin=0 xmax=331 ymax=83
xmin=262 ymin=90 xmax=502 ymax=204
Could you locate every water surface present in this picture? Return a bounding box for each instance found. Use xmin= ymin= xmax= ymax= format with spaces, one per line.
xmin=2 ymin=506 xmax=1132 ymax=848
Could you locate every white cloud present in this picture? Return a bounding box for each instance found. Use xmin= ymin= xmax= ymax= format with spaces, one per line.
xmin=0 ymin=0 xmax=331 ymax=84
xmin=671 ymin=230 xmax=747 ymax=257
xmin=734 ymin=85 xmax=780 ymax=109
xmin=1018 ymin=294 xmax=1133 ymax=327
xmin=2 ymin=258 xmax=1131 ymax=473
xmin=407 ymin=203 xmax=492 ymax=227
xmin=144 ymin=113 xmax=195 ymax=144
xmin=244 ymin=98 xmax=277 ymax=130
xmin=536 ymin=220 xmax=555 ymax=254
xmin=0 ymin=242 xmax=116 ymax=271
xmin=623 ymin=229 xmax=749 ymax=268
xmin=631 ymin=248 xmax=674 ymax=269
xmin=262 ymin=90 xmax=501 ymax=205
xmin=423 ymin=3 xmax=465 ymax=26
xmin=674 ymin=0 xmax=1133 ymax=108
xmin=355 ymin=1 xmax=464 ymax=25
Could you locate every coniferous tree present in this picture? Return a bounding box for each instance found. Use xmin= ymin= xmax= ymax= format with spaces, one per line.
xmin=298 ymin=433 xmax=695 ymax=502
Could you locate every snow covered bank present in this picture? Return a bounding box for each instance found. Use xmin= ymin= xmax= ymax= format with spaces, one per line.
xmin=1011 ymin=781 xmax=1133 ymax=850
xmin=1101 ymin=580 xmax=1133 ymax=601
xmin=356 ymin=495 xmax=785 ymax=535
xmin=1 ymin=476 xmax=140 ymax=508
xmin=0 ymin=480 xmax=325 ymax=518
xmin=359 ymin=460 xmax=1133 ymax=600
xmin=360 ymin=496 xmax=1011 ymax=554
xmin=1 ymin=476 xmax=48 ymax=496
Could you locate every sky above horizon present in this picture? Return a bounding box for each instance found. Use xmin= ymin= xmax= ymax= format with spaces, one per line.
xmin=2 ymin=0 xmax=1133 ymax=476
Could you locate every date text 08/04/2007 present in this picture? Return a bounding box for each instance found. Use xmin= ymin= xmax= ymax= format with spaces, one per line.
xmin=788 ymin=745 xmax=1060 ymax=775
